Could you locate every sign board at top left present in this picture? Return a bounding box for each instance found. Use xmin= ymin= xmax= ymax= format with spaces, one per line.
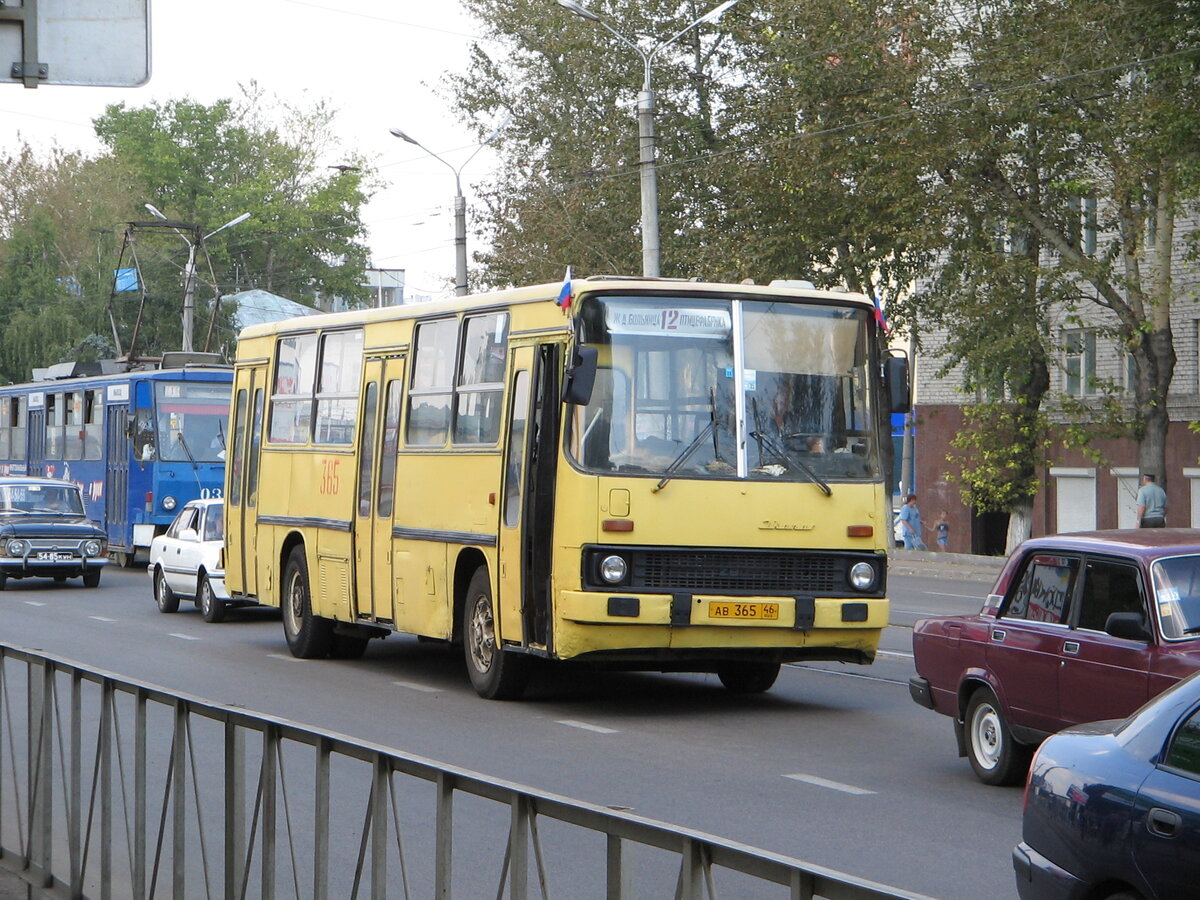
xmin=0 ymin=0 xmax=150 ymax=88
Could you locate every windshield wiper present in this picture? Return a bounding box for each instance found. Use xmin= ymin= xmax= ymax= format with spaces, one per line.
xmin=748 ymin=430 xmax=832 ymax=496
xmin=176 ymin=431 xmax=198 ymax=470
xmin=652 ymin=421 xmax=714 ymax=493
xmin=653 ymin=388 xmax=725 ymax=493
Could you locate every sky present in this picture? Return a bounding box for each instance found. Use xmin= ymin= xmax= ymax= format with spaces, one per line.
xmin=0 ymin=0 xmax=502 ymax=301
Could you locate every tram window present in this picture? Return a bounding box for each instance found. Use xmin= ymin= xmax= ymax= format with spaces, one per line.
xmin=0 ymin=398 xmax=10 ymax=459
xmin=84 ymin=390 xmax=103 ymax=460
xmin=10 ymin=397 xmax=26 ymax=460
xmin=64 ymin=391 xmax=83 ymax=460
xmin=46 ymin=393 xmax=63 ymax=460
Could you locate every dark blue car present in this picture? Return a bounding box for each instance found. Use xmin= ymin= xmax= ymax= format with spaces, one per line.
xmin=1014 ymin=670 xmax=1200 ymax=899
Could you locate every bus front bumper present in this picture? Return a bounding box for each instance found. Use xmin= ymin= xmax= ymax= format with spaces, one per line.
xmin=551 ymin=591 xmax=887 ymax=661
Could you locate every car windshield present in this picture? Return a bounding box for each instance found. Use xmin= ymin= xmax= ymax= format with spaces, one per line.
xmin=0 ymin=483 xmax=84 ymax=515
xmin=1151 ymin=554 xmax=1200 ymax=639
xmin=566 ymin=294 xmax=881 ymax=483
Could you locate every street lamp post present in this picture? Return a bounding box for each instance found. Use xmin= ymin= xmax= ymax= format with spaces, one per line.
xmin=389 ymin=116 xmax=510 ymax=297
xmin=555 ymin=0 xmax=740 ymax=278
xmin=144 ymin=205 xmax=251 ymax=352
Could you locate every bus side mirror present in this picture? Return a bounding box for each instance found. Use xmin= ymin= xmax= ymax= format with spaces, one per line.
xmin=563 ymin=345 xmax=598 ymax=406
xmin=884 ymin=353 xmax=911 ymax=414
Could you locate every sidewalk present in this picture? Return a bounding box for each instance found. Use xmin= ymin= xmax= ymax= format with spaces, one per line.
xmin=888 ymin=547 xmax=1006 ymax=583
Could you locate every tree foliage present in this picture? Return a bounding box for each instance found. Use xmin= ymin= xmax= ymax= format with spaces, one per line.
xmin=0 ymin=89 xmax=375 ymax=379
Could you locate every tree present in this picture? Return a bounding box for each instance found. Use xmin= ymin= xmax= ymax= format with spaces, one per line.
xmin=916 ymin=0 xmax=1200 ymax=521
xmin=94 ymin=89 xmax=376 ymax=355
xmin=0 ymin=147 xmax=130 ymax=382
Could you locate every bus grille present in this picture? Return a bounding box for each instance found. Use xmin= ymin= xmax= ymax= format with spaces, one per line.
xmin=633 ymin=550 xmax=844 ymax=594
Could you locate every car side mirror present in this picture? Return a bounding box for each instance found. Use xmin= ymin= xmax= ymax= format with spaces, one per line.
xmin=180 ymin=528 xmax=200 ymax=542
xmin=1105 ymin=611 xmax=1150 ymax=642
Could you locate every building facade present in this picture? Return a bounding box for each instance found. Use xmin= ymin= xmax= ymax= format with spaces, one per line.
xmin=911 ymin=216 xmax=1200 ymax=554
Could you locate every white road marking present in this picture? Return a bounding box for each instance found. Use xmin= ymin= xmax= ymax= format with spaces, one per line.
xmin=784 ymin=774 xmax=876 ymax=795
xmin=169 ymin=633 xmax=200 ymax=641
xmin=89 ymin=616 xmax=116 ymax=622
xmin=876 ymin=648 xmax=914 ymax=660
xmin=392 ymin=680 xmax=441 ymax=693
xmin=924 ymin=591 xmax=981 ymax=600
xmin=24 ymin=601 xmax=46 ymax=606
xmin=268 ymin=652 xmax=302 ymax=663
xmin=557 ymin=719 xmax=619 ymax=734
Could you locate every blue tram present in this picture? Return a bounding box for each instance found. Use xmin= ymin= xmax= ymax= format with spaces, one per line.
xmin=0 ymin=353 xmax=232 ymax=565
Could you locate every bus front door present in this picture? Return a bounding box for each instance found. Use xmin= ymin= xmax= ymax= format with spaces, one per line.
xmin=498 ymin=344 xmax=560 ymax=651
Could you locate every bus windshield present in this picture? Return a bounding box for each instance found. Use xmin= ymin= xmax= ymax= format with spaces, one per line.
xmin=155 ymin=382 xmax=230 ymax=463
xmin=569 ymin=295 xmax=881 ymax=483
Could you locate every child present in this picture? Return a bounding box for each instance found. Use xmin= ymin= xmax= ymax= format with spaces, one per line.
xmin=935 ymin=513 xmax=949 ymax=551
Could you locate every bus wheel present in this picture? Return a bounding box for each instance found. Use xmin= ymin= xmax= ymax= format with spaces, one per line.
xmin=198 ymin=574 xmax=226 ymax=623
xmin=282 ymin=548 xmax=334 ymax=659
xmin=154 ymin=567 xmax=179 ymax=613
xmin=717 ymin=661 xmax=781 ymax=694
xmin=463 ymin=567 xmax=529 ymax=700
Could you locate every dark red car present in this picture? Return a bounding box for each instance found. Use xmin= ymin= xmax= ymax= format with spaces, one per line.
xmin=910 ymin=530 xmax=1200 ymax=785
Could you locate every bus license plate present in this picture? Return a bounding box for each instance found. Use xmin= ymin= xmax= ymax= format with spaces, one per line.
xmin=708 ymin=601 xmax=779 ymax=621
xmin=36 ymin=551 xmax=71 ymax=562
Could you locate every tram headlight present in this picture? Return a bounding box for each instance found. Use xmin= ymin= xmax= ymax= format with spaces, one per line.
xmin=162 ymin=495 xmax=177 ymax=512
xmin=599 ymin=554 xmax=629 ymax=585
xmin=83 ymin=540 xmax=103 ymax=558
xmin=5 ymin=539 xmax=27 ymax=557
xmin=849 ymin=561 xmax=877 ymax=591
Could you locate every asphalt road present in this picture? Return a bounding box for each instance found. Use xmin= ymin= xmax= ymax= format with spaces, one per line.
xmin=0 ymin=556 xmax=1017 ymax=899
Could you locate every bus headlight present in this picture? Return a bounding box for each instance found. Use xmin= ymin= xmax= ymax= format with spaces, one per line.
xmin=849 ymin=561 xmax=877 ymax=591
xmin=599 ymin=554 xmax=629 ymax=584
xmin=162 ymin=495 xmax=177 ymax=511
xmin=5 ymin=539 xmax=27 ymax=557
xmin=83 ymin=540 xmax=103 ymax=558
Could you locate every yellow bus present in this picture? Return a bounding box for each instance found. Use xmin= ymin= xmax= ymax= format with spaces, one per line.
xmin=224 ymin=277 xmax=911 ymax=699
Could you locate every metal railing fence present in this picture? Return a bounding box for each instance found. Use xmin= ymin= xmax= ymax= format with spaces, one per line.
xmin=0 ymin=641 xmax=936 ymax=900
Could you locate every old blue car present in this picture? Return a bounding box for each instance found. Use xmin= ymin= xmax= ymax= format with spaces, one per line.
xmin=1014 ymin=670 xmax=1200 ymax=899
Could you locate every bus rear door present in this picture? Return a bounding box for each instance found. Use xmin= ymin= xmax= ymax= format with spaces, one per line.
xmin=352 ymin=357 xmax=405 ymax=622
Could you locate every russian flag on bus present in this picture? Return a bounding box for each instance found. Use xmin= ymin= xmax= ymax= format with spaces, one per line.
xmin=556 ymin=267 xmax=573 ymax=309
xmin=873 ymin=292 xmax=890 ymax=334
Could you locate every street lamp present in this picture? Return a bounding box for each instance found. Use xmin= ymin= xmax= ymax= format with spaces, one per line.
xmin=555 ymin=0 xmax=740 ymax=277
xmin=389 ymin=115 xmax=511 ymax=297
xmin=144 ymin=205 xmax=251 ymax=353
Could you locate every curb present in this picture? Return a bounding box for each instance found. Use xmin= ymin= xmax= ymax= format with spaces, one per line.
xmin=888 ymin=549 xmax=1005 ymax=583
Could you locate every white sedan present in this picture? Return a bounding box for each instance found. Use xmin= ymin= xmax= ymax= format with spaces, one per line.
xmin=149 ymin=498 xmax=232 ymax=622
